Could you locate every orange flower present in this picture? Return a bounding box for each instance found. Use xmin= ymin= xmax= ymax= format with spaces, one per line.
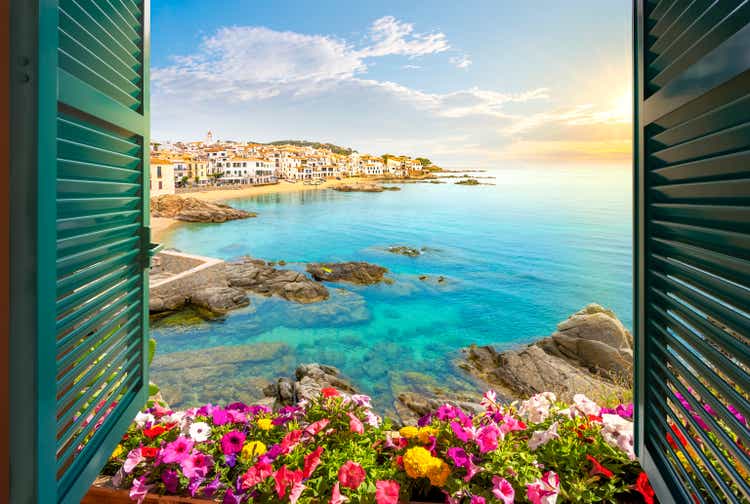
xmin=321 ymin=387 xmax=339 ymax=398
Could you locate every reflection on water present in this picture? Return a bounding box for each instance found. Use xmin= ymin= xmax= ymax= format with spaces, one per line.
xmin=151 ymin=166 xmax=632 ymax=415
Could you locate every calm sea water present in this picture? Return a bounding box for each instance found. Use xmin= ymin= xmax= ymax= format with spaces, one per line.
xmin=151 ymin=166 xmax=632 ymax=414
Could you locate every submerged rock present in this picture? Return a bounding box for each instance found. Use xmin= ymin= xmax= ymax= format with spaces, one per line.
xmin=151 ymin=194 xmax=256 ymax=222
xmin=225 ymin=257 xmax=330 ymax=303
xmin=330 ymin=183 xmax=396 ymax=192
xmin=459 ymin=304 xmax=633 ymax=402
xmin=387 ymin=246 xmax=422 ymax=257
xmin=306 ymin=261 xmax=389 ymax=285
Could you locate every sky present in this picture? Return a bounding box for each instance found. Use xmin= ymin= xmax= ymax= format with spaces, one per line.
xmin=151 ymin=1 xmax=632 ymax=168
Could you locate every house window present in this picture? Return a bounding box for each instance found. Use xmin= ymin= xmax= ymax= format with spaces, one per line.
xmin=159 ymin=181 xmax=163 ymax=189
xmin=157 ymin=166 xmax=162 ymax=178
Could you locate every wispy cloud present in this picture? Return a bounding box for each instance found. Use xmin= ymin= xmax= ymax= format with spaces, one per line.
xmin=355 ymin=16 xmax=449 ymax=58
xmin=449 ymin=54 xmax=472 ymax=69
xmin=152 ymin=17 xmax=545 ymax=121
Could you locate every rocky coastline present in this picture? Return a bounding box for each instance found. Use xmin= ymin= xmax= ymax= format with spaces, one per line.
xmin=151 ymin=194 xmax=256 ymax=222
xmin=150 ymin=255 xmax=392 ymax=316
xmin=458 ymin=304 xmax=633 ymax=402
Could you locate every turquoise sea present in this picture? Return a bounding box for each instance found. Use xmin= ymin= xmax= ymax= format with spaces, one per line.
xmin=151 ymin=165 xmax=632 ymax=415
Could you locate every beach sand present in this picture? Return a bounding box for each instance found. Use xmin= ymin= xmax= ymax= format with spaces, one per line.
xmin=150 ymin=178 xmax=370 ymax=242
xmin=174 ymin=178 xmax=370 ymax=202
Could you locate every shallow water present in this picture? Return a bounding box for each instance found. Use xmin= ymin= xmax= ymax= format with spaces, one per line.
xmin=151 ymin=165 xmax=632 ymax=414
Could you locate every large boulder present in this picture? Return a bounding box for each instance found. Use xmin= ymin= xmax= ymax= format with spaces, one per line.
xmin=459 ymin=304 xmax=633 ymax=402
xmin=306 ymin=262 xmax=389 ymax=285
xmin=151 ymin=195 xmax=256 ymax=223
xmin=189 ymin=286 xmax=250 ymax=314
xmin=262 ymin=363 xmax=358 ymax=408
xmin=224 ymin=258 xmax=329 ymax=303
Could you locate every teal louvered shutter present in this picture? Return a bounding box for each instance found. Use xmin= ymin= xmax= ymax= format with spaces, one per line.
xmin=634 ymin=1 xmax=750 ymax=502
xmin=9 ymin=1 xmax=150 ymax=502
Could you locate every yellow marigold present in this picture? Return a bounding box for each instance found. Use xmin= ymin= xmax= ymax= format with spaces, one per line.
xmin=256 ymin=418 xmax=273 ymax=431
xmin=427 ymin=459 xmax=450 ymax=487
xmin=399 ymin=426 xmax=419 ymax=439
xmin=403 ymin=446 xmax=441 ymax=480
xmin=417 ymin=426 xmax=437 ymax=444
xmin=111 ymin=444 xmax=124 ymax=459
xmin=241 ymin=440 xmax=267 ymax=460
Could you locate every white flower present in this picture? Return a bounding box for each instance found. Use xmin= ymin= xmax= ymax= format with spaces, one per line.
xmin=189 ymin=421 xmax=212 ymax=442
xmin=364 ymin=410 xmax=381 ymax=428
xmin=528 ymin=421 xmax=560 ymax=451
xmin=601 ymin=414 xmax=635 ymax=460
xmin=519 ymin=392 xmax=556 ymax=423
xmin=481 ymin=390 xmax=500 ymax=412
xmin=571 ymin=394 xmax=601 ymax=417
xmin=134 ymin=411 xmax=154 ymax=428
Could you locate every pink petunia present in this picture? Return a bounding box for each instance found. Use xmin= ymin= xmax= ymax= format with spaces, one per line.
xmin=220 ymin=431 xmax=246 ymax=455
xmin=129 ymin=476 xmax=152 ymax=504
xmin=281 ymin=429 xmax=303 ymax=454
xmin=123 ymin=448 xmax=144 ymax=474
xmin=526 ymin=471 xmax=560 ymax=504
xmin=303 ymin=446 xmax=324 ymax=479
xmin=499 ymin=415 xmax=527 ymax=435
xmin=305 ymin=419 xmax=330 ymax=437
xmin=470 ymin=496 xmax=486 ymax=504
xmin=180 ymin=451 xmax=213 ymax=479
xmin=162 ymin=436 xmax=194 ymax=464
xmin=476 ymin=424 xmax=500 ymax=453
xmin=375 ymin=480 xmax=400 ymax=504
xmin=338 ymin=460 xmax=366 ymax=490
xmin=329 ymin=482 xmax=348 ymax=504
xmin=240 ymin=461 xmax=274 ymax=490
xmin=492 ymin=475 xmax=515 ymax=504
xmin=347 ymin=412 xmax=364 ymax=434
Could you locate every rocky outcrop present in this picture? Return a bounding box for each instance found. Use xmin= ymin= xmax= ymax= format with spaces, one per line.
xmin=151 ymin=194 xmax=256 ymax=222
xmin=306 ymin=262 xmax=389 ymax=285
xmin=189 ymin=287 xmax=250 ymax=314
xmin=330 ymin=183 xmax=400 ymax=192
xmin=262 ymin=363 xmax=359 ymax=408
xmin=224 ymin=258 xmax=330 ymax=303
xmin=459 ymin=304 xmax=633 ymax=402
xmin=455 ymin=179 xmax=480 ymax=185
xmin=149 ymin=287 xmax=249 ymax=315
xmin=395 ymin=392 xmax=483 ymax=426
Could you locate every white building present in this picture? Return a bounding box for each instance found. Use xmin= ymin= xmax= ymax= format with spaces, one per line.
xmin=216 ymin=157 xmax=276 ymax=185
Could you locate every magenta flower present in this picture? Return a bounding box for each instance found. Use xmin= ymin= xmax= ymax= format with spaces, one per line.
xmin=181 ymin=451 xmax=213 ymax=479
xmin=161 ymin=469 xmax=179 ymax=494
xmin=222 ymin=488 xmax=244 ymax=504
xmin=129 ymin=476 xmax=152 ymax=504
xmin=221 ymin=430 xmax=246 ymax=455
xmin=212 ymin=407 xmax=231 ymax=426
xmin=527 ymin=471 xmax=560 ymax=504
xmin=470 ymin=496 xmax=486 ymax=504
xmin=451 ymin=421 xmax=477 ymax=442
xmin=729 ymin=404 xmax=747 ymax=426
xmin=162 ymin=436 xmax=194 ymax=464
xmin=476 ymin=424 xmax=501 ymax=452
xmin=492 ymin=475 xmax=515 ymax=504
xmin=447 ymin=447 xmax=482 ymax=481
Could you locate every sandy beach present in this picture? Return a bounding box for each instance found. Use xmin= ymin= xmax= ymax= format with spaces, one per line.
xmin=150 ymin=178 xmax=371 ymax=242
xmin=173 ymin=177 xmax=371 ymax=203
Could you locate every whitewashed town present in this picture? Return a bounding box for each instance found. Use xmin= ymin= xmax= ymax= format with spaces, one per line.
xmin=150 ymin=130 xmax=439 ymax=196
